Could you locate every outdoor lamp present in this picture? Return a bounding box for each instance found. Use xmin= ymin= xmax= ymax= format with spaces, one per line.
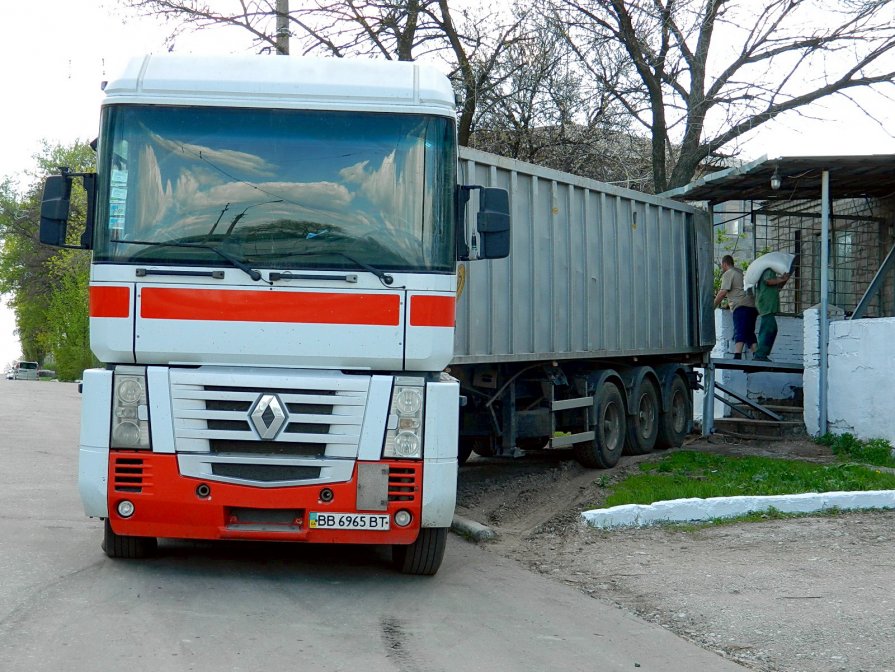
xmin=770 ymin=166 xmax=782 ymax=190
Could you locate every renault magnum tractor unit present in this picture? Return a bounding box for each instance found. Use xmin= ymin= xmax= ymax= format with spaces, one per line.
xmin=40 ymin=55 xmax=510 ymax=575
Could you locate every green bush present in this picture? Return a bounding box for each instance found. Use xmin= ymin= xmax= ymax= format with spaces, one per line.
xmin=817 ymin=433 xmax=895 ymax=469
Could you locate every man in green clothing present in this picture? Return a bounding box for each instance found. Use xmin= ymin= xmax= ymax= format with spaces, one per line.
xmin=753 ymin=267 xmax=791 ymax=361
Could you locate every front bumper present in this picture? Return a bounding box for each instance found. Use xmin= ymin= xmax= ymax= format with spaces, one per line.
xmin=107 ymin=452 xmax=422 ymax=545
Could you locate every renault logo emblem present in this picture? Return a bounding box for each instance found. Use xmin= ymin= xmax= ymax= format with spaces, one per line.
xmin=250 ymin=394 xmax=288 ymax=439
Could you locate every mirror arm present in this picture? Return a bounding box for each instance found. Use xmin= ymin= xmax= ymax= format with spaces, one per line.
xmin=80 ymin=173 xmax=97 ymax=249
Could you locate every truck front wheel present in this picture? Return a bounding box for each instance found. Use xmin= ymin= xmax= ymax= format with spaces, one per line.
xmin=391 ymin=527 xmax=447 ymax=575
xmin=102 ymin=519 xmax=158 ymax=559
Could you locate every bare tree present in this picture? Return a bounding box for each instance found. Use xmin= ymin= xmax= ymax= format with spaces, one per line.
xmin=119 ymin=0 xmax=529 ymax=145
xmin=555 ymin=0 xmax=895 ymax=192
xmin=120 ymin=1 xmax=285 ymax=53
xmin=468 ymin=10 xmax=653 ymax=187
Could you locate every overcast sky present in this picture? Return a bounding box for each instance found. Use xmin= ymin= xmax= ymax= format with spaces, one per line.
xmin=1 ymin=0 xmax=894 ymax=366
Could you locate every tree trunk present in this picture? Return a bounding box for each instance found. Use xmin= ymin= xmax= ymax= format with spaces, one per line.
xmin=275 ymin=0 xmax=289 ymax=54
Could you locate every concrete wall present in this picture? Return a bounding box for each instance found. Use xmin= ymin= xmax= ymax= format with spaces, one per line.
xmin=694 ymin=310 xmax=803 ymax=422
xmin=804 ymin=309 xmax=895 ymax=441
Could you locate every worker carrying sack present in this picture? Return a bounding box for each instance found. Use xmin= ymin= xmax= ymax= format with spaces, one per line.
xmin=744 ymin=252 xmax=796 ymax=293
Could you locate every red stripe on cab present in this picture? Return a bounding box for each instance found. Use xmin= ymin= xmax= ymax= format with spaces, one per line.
xmin=140 ymin=288 xmax=401 ymax=326
xmin=90 ymin=286 xmax=131 ymax=318
xmin=410 ymin=295 xmax=455 ymax=327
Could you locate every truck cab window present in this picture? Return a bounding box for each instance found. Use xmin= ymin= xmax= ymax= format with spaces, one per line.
xmin=95 ymin=105 xmax=456 ymax=273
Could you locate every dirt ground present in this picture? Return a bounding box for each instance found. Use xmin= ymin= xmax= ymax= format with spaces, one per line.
xmin=455 ymin=436 xmax=895 ymax=672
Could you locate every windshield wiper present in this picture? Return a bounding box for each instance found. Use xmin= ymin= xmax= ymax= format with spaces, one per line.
xmin=268 ymin=250 xmax=394 ymax=286
xmin=111 ymin=239 xmax=268 ymax=284
xmin=328 ymin=251 xmax=394 ymax=286
xmin=203 ymin=202 xmax=230 ymax=241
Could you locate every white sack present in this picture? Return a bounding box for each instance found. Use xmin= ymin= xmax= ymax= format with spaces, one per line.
xmin=744 ymin=252 xmax=795 ymax=292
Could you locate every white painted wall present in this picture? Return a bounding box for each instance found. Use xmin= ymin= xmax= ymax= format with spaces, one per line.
xmin=695 ymin=310 xmax=803 ymax=423
xmin=804 ymin=309 xmax=895 ymax=441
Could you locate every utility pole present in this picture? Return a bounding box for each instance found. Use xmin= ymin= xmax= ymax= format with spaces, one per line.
xmin=276 ymin=0 xmax=290 ymax=55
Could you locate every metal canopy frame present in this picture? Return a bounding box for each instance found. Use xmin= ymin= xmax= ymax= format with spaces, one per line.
xmin=852 ymin=241 xmax=895 ymax=319
xmin=665 ymin=155 xmax=895 ymax=436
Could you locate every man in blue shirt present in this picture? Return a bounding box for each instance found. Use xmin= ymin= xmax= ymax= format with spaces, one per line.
xmin=713 ymin=255 xmax=757 ymax=359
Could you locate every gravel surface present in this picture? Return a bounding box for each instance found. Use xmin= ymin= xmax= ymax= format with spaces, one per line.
xmin=455 ymin=437 xmax=895 ymax=672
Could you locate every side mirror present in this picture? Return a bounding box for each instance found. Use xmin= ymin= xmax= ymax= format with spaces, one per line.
xmin=476 ymin=187 xmax=510 ymax=260
xmin=40 ymin=175 xmax=73 ymax=246
xmin=39 ymin=171 xmax=96 ymax=249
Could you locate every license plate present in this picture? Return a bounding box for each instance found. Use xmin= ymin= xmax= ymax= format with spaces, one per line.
xmin=309 ymin=512 xmax=391 ymax=531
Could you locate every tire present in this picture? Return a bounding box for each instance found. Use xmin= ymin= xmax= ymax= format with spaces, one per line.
xmin=458 ymin=438 xmax=474 ymax=465
xmin=623 ymin=378 xmax=659 ymax=455
xmin=471 ymin=436 xmax=497 ymax=458
xmin=392 ymin=527 xmax=448 ymax=576
xmin=656 ymin=375 xmax=692 ymax=449
xmin=102 ymin=519 xmax=158 ymax=559
xmin=574 ymin=382 xmax=626 ymax=469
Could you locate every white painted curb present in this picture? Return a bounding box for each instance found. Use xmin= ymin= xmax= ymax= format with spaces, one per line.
xmin=580 ymin=490 xmax=895 ymax=529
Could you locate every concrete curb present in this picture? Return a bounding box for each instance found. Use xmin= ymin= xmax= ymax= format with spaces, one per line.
xmin=581 ymin=490 xmax=895 ymax=529
xmin=451 ymin=514 xmax=496 ymax=541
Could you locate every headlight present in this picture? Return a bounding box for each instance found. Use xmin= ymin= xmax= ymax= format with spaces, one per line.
xmin=394 ymin=431 xmax=421 ymax=457
xmin=395 ymin=388 xmax=423 ymax=416
xmin=111 ymin=366 xmax=151 ymax=450
xmin=383 ymin=377 xmax=425 ymax=459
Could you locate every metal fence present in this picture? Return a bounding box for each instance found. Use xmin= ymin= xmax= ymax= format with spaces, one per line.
xmin=713 ymin=197 xmax=895 ymax=317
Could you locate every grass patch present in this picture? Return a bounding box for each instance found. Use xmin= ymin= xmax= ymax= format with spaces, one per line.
xmin=601 ymin=451 xmax=895 ymax=508
xmin=817 ymin=433 xmax=895 ymax=468
xmin=667 ymin=506 xmax=853 ymax=531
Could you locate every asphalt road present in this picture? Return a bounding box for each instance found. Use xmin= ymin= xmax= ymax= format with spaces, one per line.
xmin=0 ymin=379 xmax=746 ymax=672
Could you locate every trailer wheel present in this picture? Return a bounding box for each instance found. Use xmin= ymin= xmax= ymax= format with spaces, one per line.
xmin=458 ymin=439 xmax=474 ymax=465
xmin=623 ymin=378 xmax=659 ymax=455
xmin=102 ymin=519 xmax=157 ymax=559
xmin=575 ymin=382 xmax=625 ymax=468
xmin=471 ymin=436 xmax=497 ymax=458
xmin=656 ymin=375 xmax=691 ymax=449
xmin=392 ymin=527 xmax=448 ymax=576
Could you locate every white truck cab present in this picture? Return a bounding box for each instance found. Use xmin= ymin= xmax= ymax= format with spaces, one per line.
xmin=39 ymin=55 xmax=510 ymax=575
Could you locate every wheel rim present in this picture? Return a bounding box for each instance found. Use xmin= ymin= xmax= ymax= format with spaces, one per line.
xmin=602 ymin=400 xmax=623 ymax=450
xmin=637 ymin=392 xmax=657 ymax=440
xmin=670 ymin=389 xmax=687 ymax=433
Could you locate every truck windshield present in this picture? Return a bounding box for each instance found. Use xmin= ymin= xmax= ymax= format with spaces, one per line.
xmin=94 ymin=105 xmax=456 ymax=273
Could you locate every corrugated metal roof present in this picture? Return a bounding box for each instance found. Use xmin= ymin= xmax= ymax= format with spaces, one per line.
xmin=663 ymin=154 xmax=895 ymax=203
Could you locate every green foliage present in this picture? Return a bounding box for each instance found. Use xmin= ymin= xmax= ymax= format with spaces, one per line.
xmin=712 ymin=229 xmax=750 ymax=295
xmin=816 ymin=433 xmax=895 ymax=469
xmin=672 ymin=506 xmax=849 ymax=531
xmin=0 ymin=141 xmax=97 ymax=378
xmin=599 ymin=451 xmax=895 ymax=508
xmin=44 ymin=250 xmax=97 ymax=380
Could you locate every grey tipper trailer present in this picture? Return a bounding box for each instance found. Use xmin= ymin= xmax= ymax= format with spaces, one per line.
xmin=453 ymin=147 xmax=715 ymax=467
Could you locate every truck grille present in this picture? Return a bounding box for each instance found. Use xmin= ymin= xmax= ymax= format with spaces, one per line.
xmin=388 ymin=465 xmax=420 ymax=503
xmin=169 ymin=371 xmax=370 ymax=458
xmin=208 ymin=440 xmax=324 ymax=458
xmin=211 ymin=464 xmax=321 ymax=482
xmin=112 ymin=455 xmax=149 ymax=493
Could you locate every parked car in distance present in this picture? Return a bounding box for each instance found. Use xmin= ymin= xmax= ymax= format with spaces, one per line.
xmin=13 ymin=361 xmax=39 ymax=381
xmin=5 ymin=370 xmax=13 ymax=380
